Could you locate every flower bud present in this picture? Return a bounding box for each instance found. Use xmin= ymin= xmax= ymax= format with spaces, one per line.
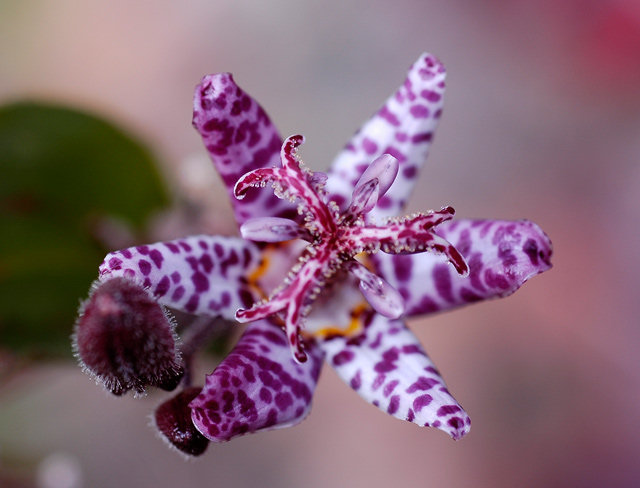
xmin=73 ymin=277 xmax=183 ymax=396
xmin=154 ymin=387 xmax=209 ymax=456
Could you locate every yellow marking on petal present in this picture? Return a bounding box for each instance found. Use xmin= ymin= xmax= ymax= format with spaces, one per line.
xmin=247 ymin=252 xmax=271 ymax=300
xmin=313 ymin=302 xmax=369 ymax=338
xmin=246 ymin=242 xmax=300 ymax=300
xmin=356 ymin=251 xmax=375 ymax=269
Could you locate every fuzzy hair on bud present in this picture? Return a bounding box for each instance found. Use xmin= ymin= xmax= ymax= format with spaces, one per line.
xmin=73 ymin=277 xmax=183 ymax=396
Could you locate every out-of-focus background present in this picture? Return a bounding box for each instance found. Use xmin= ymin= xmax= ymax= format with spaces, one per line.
xmin=1 ymin=1 xmax=639 ymax=487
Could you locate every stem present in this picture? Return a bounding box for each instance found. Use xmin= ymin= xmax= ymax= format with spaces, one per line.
xmin=179 ymin=316 xmax=233 ymax=387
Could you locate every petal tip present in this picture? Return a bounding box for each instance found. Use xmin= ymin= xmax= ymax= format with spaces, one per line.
xmin=193 ymin=72 xmax=237 ymax=119
xmin=414 ymin=52 xmax=446 ymax=78
xmin=518 ymin=219 xmax=554 ymax=275
xmin=448 ymin=423 xmax=471 ymax=441
xmin=434 ymin=410 xmax=471 ymax=441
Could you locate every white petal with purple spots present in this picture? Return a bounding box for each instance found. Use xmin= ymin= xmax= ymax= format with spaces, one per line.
xmin=371 ymin=219 xmax=553 ymax=317
xmin=99 ymin=235 xmax=261 ymax=319
xmin=190 ymin=319 xmax=324 ymax=442
xmin=193 ymin=73 xmax=296 ymax=225
xmin=326 ymin=53 xmax=447 ymax=219
xmin=320 ymin=314 xmax=470 ymax=440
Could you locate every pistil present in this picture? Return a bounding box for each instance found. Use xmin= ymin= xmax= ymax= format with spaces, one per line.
xmin=234 ymin=135 xmax=468 ymax=362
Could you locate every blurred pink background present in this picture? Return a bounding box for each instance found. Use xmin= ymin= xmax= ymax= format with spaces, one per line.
xmin=1 ymin=1 xmax=639 ymax=487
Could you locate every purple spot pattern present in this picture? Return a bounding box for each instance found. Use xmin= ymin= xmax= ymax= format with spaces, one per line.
xmin=188 ymin=56 xmax=552 ymax=443
xmin=193 ymin=73 xmax=296 ymax=226
xmin=79 ymin=54 xmax=554 ymax=445
xmin=190 ymin=319 xmax=324 ymax=442
xmin=319 ymin=314 xmax=470 ymax=440
xmin=98 ymin=235 xmax=261 ymax=319
xmin=371 ymin=219 xmax=553 ymax=317
xmin=326 ymin=53 xmax=446 ymax=220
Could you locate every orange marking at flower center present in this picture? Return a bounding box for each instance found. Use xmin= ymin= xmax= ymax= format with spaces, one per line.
xmin=313 ymin=302 xmax=369 ymax=339
xmin=247 ymin=249 xmax=272 ymax=300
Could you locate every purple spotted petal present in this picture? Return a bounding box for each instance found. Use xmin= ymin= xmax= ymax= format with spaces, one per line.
xmin=190 ymin=319 xmax=324 ymax=442
xmin=98 ymin=236 xmax=261 ymax=319
xmin=193 ymin=73 xmax=295 ymax=225
xmin=372 ymin=219 xmax=553 ymax=317
xmin=326 ymin=53 xmax=447 ymax=219
xmin=320 ymin=315 xmax=470 ymax=440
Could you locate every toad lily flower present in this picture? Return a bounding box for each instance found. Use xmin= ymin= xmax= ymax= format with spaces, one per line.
xmin=73 ymin=53 xmax=552 ymax=454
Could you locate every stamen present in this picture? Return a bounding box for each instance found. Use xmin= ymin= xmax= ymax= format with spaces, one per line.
xmin=308 ymin=171 xmax=328 ymax=189
xmin=346 ymin=178 xmax=379 ymax=217
xmin=234 ymin=135 xmax=336 ymax=235
xmin=417 ymin=231 xmax=469 ymax=276
xmin=234 ymin=135 xmax=468 ymax=362
xmin=240 ymin=217 xmax=312 ymax=242
xmin=346 ymin=261 xmax=404 ymax=318
xmin=354 ymin=154 xmax=399 ymax=200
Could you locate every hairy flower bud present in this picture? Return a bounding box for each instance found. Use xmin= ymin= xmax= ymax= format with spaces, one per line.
xmin=154 ymin=387 xmax=209 ymax=456
xmin=73 ymin=277 xmax=183 ymax=396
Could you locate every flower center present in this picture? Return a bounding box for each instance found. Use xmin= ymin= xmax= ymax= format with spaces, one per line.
xmin=234 ymin=135 xmax=468 ymax=362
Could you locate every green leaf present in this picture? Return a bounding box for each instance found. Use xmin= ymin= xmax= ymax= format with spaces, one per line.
xmin=0 ymin=102 xmax=170 ymax=355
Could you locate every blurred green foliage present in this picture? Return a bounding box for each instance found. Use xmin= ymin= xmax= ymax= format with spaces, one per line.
xmin=0 ymin=102 xmax=170 ymax=355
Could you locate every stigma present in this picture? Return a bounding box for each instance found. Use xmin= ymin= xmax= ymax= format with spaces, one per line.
xmin=234 ymin=135 xmax=468 ymax=363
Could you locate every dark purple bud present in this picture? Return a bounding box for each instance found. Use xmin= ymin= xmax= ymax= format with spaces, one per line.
xmin=73 ymin=277 xmax=183 ymax=396
xmin=154 ymin=387 xmax=209 ymax=456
